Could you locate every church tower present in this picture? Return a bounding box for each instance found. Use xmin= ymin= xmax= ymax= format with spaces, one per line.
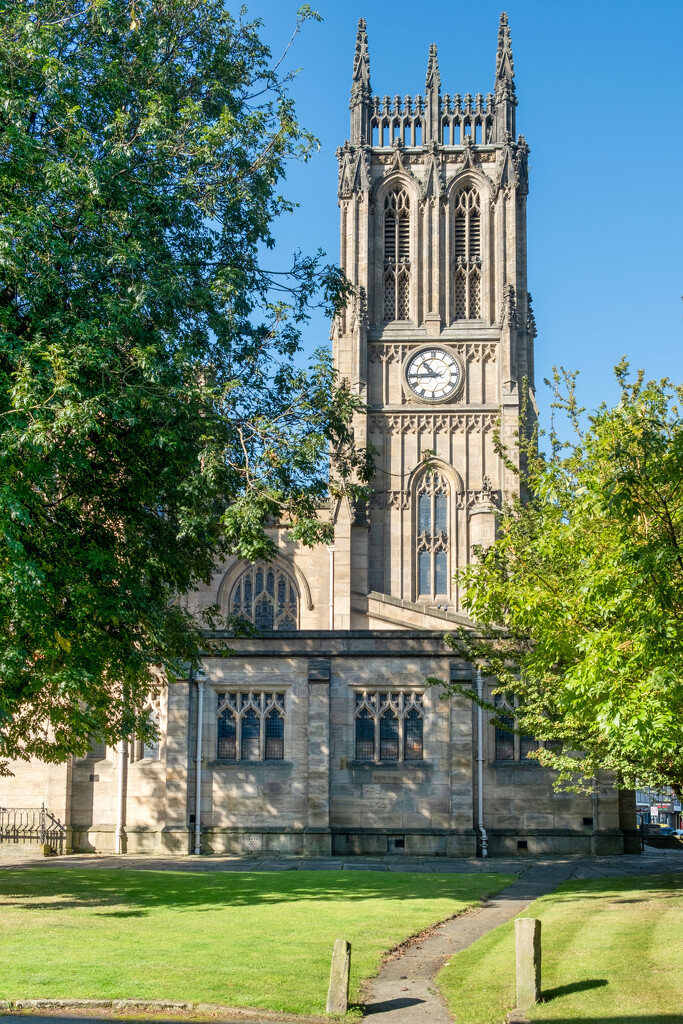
xmin=0 ymin=13 xmax=638 ymax=862
xmin=334 ymin=14 xmax=536 ymax=626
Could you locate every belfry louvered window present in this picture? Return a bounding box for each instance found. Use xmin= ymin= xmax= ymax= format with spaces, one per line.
xmin=354 ymin=691 xmax=424 ymax=762
xmin=454 ymin=186 xmax=481 ymax=319
xmin=383 ymin=189 xmax=411 ymax=322
xmin=416 ymin=473 xmax=449 ymax=599
xmin=230 ymin=563 xmax=298 ymax=630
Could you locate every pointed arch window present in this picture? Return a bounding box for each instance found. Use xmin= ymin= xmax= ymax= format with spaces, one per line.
xmin=230 ymin=563 xmax=298 ymax=631
xmin=217 ymin=692 xmax=286 ymax=762
xmin=354 ymin=691 xmax=424 ymax=762
xmin=493 ymin=693 xmax=539 ymax=763
xmin=416 ymin=472 xmax=450 ymax=600
xmin=454 ymin=186 xmax=481 ymax=320
xmin=383 ymin=189 xmax=411 ymax=322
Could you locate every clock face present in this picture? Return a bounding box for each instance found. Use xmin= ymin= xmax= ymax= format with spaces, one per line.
xmin=405 ymin=348 xmax=462 ymax=401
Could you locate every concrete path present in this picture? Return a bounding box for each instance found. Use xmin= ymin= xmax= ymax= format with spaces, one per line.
xmin=5 ymin=847 xmax=682 ymax=874
xmin=361 ymin=847 xmax=683 ymax=1023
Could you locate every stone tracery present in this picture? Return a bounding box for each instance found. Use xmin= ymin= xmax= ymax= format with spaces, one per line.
xmin=230 ymin=563 xmax=298 ymax=631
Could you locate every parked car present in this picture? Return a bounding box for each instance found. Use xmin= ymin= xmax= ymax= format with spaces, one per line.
xmin=643 ymin=824 xmax=674 ymax=837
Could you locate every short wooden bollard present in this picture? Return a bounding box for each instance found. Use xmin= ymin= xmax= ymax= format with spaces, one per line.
xmin=326 ymin=938 xmax=351 ymax=1014
xmin=515 ymin=918 xmax=541 ymax=1010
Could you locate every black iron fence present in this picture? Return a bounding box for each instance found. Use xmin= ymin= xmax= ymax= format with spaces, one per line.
xmin=0 ymin=805 xmax=67 ymax=851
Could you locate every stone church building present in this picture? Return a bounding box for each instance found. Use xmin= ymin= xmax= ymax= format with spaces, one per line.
xmin=1 ymin=15 xmax=637 ymax=858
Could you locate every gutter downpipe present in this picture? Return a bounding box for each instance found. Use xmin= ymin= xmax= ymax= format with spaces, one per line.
xmin=115 ymin=738 xmax=127 ymax=855
xmin=194 ymin=667 xmax=206 ymax=856
xmin=328 ymin=546 xmax=335 ymax=630
xmin=476 ymin=668 xmax=488 ymax=858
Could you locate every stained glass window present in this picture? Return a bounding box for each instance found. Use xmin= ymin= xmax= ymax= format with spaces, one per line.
xmin=230 ymin=564 xmax=299 ymax=631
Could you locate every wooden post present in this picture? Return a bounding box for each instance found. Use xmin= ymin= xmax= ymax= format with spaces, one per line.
xmin=515 ymin=918 xmax=541 ymax=1009
xmin=326 ymin=939 xmax=351 ymax=1014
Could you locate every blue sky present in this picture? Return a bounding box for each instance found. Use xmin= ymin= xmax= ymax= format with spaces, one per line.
xmin=245 ymin=1 xmax=682 ymax=434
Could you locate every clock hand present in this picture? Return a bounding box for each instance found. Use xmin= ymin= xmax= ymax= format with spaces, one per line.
xmin=425 ymin=360 xmax=447 ymax=374
xmin=411 ymin=369 xmax=440 ymax=379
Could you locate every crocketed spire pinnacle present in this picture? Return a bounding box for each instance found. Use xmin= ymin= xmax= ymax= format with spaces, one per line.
xmin=350 ymin=18 xmax=372 ymax=145
xmin=352 ymin=18 xmax=371 ymax=88
xmin=495 ymin=12 xmax=515 ymax=90
xmin=425 ymin=42 xmax=440 ymax=92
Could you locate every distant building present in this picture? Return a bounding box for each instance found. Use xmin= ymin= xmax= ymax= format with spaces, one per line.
xmin=1 ymin=14 xmax=638 ymax=858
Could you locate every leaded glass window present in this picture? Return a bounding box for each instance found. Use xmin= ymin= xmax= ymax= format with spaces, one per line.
xmin=404 ymin=709 xmax=423 ymax=761
xmin=216 ymin=692 xmax=286 ymax=762
xmin=383 ymin=189 xmax=411 ymax=322
xmin=354 ymin=691 xmax=425 ymax=763
xmin=416 ymin=472 xmax=450 ymax=600
xmin=265 ymin=708 xmax=284 ymax=760
xmin=355 ymin=707 xmax=375 ymax=760
xmin=379 ymin=712 xmax=399 ymax=760
xmin=230 ymin=563 xmax=298 ymax=631
xmin=241 ymin=709 xmax=260 ymax=761
xmin=453 ymin=186 xmax=481 ymax=320
xmin=217 ymin=709 xmax=237 ymax=760
xmin=493 ymin=693 xmax=539 ymax=763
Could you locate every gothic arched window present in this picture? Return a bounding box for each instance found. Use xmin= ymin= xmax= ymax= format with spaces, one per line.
xmin=354 ymin=691 xmax=424 ymax=763
xmin=416 ymin=472 xmax=450 ymax=600
xmin=230 ymin=563 xmax=298 ymax=631
xmin=454 ymin=186 xmax=481 ymax=320
xmin=217 ymin=692 xmax=286 ymax=762
xmin=383 ymin=189 xmax=411 ymax=322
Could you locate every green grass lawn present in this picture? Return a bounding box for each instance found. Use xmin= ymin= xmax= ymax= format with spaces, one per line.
xmin=0 ymin=868 xmax=513 ymax=1015
xmin=437 ymin=872 xmax=683 ymax=1024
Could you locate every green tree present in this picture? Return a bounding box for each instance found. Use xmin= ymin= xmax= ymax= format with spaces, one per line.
xmin=0 ymin=0 xmax=370 ymax=769
xmin=445 ymin=363 xmax=683 ymax=796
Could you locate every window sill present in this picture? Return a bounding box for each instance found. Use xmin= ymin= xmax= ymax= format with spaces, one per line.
xmin=347 ymin=760 xmax=433 ymax=770
xmin=207 ymin=759 xmax=292 ymax=769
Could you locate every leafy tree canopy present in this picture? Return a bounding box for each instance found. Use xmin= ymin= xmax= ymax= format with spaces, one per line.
xmin=444 ymin=362 xmax=683 ymax=796
xmin=0 ymin=0 xmax=370 ymax=768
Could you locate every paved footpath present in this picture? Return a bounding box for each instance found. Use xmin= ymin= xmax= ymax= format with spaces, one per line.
xmin=1 ymin=846 xmax=682 ymax=1024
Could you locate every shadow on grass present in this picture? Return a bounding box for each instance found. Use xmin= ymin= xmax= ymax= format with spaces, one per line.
xmin=537 ymin=872 xmax=683 ymax=905
xmin=0 ymin=867 xmax=510 ymax=914
xmin=542 ymin=978 xmax=607 ymax=1001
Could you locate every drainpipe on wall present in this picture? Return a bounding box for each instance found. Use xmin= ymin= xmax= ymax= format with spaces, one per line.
xmin=193 ymin=666 xmax=207 ymax=856
xmin=115 ymin=738 xmax=127 ymax=855
xmin=328 ymin=546 xmax=335 ymax=630
xmin=476 ymin=668 xmax=488 ymax=858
